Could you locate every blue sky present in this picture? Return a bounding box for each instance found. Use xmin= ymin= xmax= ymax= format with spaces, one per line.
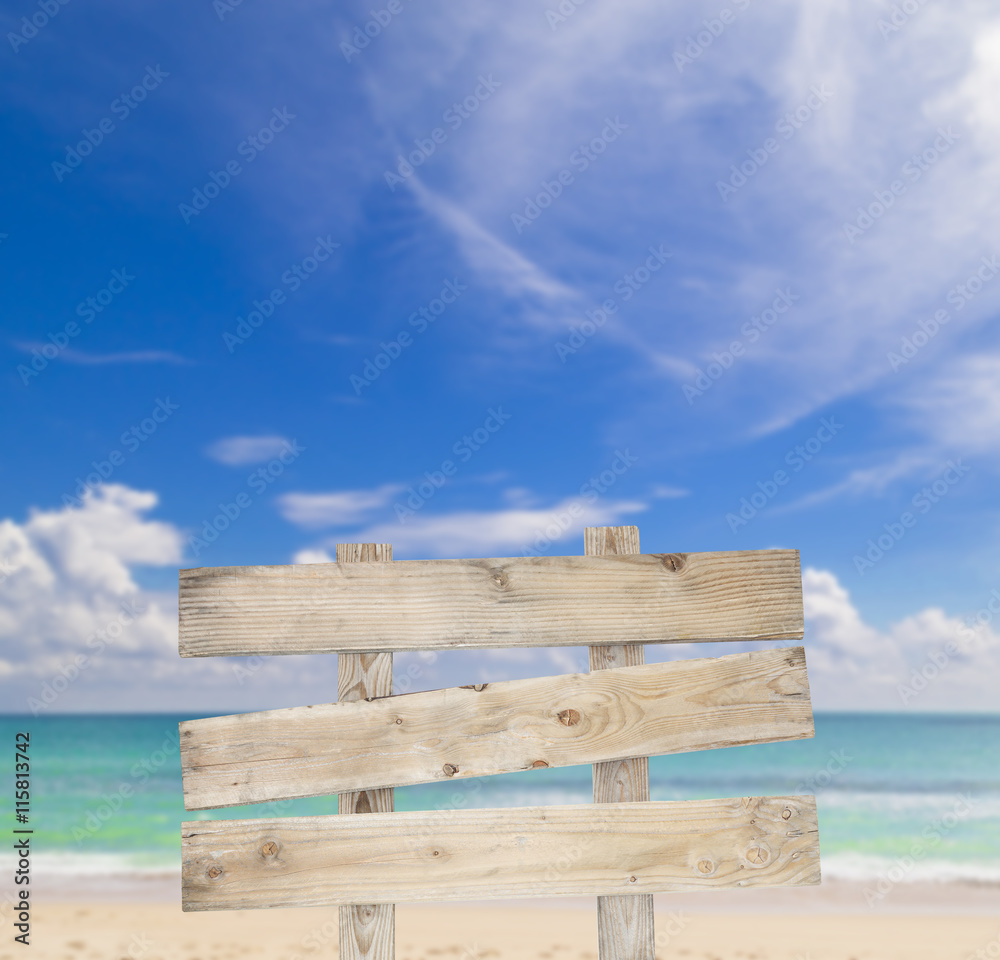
xmin=2 ymin=0 xmax=999 ymax=713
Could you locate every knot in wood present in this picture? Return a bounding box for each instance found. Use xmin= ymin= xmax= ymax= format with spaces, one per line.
xmin=489 ymin=568 xmax=510 ymax=588
xmin=782 ymin=807 xmax=792 ymax=819
xmin=261 ymin=841 xmax=278 ymax=858
xmin=745 ymin=844 xmax=770 ymax=865
xmin=443 ymin=763 xmax=459 ymax=777
xmin=395 ymin=717 xmax=403 ymax=724
xmin=460 ymin=683 xmax=488 ymax=692
xmin=557 ymin=708 xmax=581 ymax=726
xmin=206 ymin=866 xmax=223 ymax=879
xmin=531 ymin=759 xmax=549 ymax=769
xmin=659 ymin=553 xmax=687 ymax=573
xmin=697 ymin=859 xmax=714 ymax=874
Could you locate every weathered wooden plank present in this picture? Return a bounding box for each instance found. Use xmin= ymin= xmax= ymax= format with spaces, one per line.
xmin=335 ymin=543 xmax=394 ymax=960
xmin=585 ymin=525 xmax=654 ymax=960
xmin=181 ymin=796 xmax=821 ymax=911
xmin=179 ymin=646 xmax=813 ymax=810
xmin=178 ymin=549 xmax=803 ymax=656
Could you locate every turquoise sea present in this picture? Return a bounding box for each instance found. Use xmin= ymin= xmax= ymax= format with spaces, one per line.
xmin=2 ymin=713 xmax=998 ymax=884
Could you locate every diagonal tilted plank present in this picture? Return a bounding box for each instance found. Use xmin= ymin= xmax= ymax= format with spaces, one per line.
xmin=336 ymin=543 xmax=394 ymax=960
xmin=586 ymin=525 xmax=654 ymax=960
xmin=178 ymin=645 xmax=814 ymax=810
xmin=180 ymin=796 xmax=821 ymax=911
xmin=178 ymin=549 xmax=803 ymax=657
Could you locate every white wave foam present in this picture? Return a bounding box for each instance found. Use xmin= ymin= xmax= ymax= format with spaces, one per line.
xmin=812 ymin=790 xmax=1000 ymax=817
xmin=0 ymin=851 xmax=177 ymax=877
xmin=822 ymin=852 xmax=1000 ymax=884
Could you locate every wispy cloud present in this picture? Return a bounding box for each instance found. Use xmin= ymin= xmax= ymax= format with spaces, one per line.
xmin=292 ymin=494 xmax=647 ymax=559
xmin=14 ymin=344 xmax=192 ymax=365
xmin=279 ymin=483 xmax=406 ymax=528
xmin=62 ymin=348 xmax=190 ymax=365
xmin=357 ymin=1 xmax=1000 ymax=443
xmin=206 ymin=435 xmax=296 ymax=466
xmin=408 ymin=178 xmax=579 ymax=321
xmin=895 ymin=353 xmax=1000 ymax=456
xmin=651 ymin=484 xmax=689 ymax=499
xmin=773 ymin=452 xmax=934 ymax=515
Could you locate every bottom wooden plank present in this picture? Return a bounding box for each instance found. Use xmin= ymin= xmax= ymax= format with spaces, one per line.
xmin=181 ymin=796 xmax=820 ymax=911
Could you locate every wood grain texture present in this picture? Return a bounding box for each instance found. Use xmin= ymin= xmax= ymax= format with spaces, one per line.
xmin=179 ymin=646 xmax=814 ymax=809
xmin=585 ymin=525 xmax=653 ymax=960
xmin=180 ymin=796 xmax=821 ymax=911
xmin=178 ymin=549 xmax=804 ymax=656
xmin=335 ymin=543 xmax=394 ymax=960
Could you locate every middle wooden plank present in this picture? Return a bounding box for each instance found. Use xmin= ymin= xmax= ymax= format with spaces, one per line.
xmin=180 ymin=645 xmax=813 ymax=810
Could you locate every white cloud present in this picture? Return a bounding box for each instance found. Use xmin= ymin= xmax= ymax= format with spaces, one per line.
xmin=19 ymin=485 xmax=183 ymax=594
xmin=0 ymin=486 xmax=183 ymax=708
xmin=278 ymin=483 xmax=406 ymax=528
xmin=0 ymin=485 xmax=350 ymax=713
xmin=205 ymin=435 xmax=296 ymax=466
xmin=292 ymin=548 xmax=335 ymax=564
xmin=800 ymin=567 xmax=1000 ymax=711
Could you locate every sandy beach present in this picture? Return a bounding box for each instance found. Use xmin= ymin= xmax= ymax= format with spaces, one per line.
xmin=4 ymin=879 xmax=997 ymax=960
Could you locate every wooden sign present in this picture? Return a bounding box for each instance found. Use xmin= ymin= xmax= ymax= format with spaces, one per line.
xmin=177 ymin=527 xmax=820 ymax=960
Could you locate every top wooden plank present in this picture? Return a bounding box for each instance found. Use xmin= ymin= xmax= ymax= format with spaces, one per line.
xmin=179 ymin=549 xmax=803 ymax=657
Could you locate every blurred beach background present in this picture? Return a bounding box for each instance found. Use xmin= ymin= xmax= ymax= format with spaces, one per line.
xmin=4 ymin=0 xmax=1000 ymax=955
xmin=2 ymin=711 xmax=998 ymax=958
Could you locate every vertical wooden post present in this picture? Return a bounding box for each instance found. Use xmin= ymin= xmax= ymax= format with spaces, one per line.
xmin=585 ymin=526 xmax=655 ymax=960
xmin=336 ymin=543 xmax=395 ymax=960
